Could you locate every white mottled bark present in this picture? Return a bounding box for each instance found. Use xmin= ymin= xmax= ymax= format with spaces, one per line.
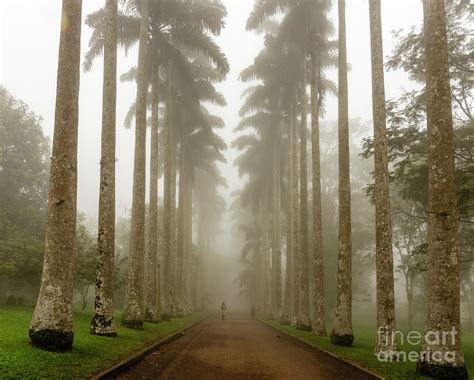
xmin=122 ymin=0 xmax=149 ymax=329
xmin=145 ymin=73 xmax=160 ymax=323
xmin=331 ymin=0 xmax=354 ymax=347
xmin=369 ymin=0 xmax=397 ymax=356
xmin=417 ymin=1 xmax=467 ymax=378
xmin=310 ymin=52 xmax=326 ymax=337
xmin=29 ymin=0 xmax=82 ymax=351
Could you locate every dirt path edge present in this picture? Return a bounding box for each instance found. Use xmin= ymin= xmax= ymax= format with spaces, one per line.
xmin=257 ymin=318 xmax=384 ymax=380
xmin=90 ymin=316 xmax=208 ymax=380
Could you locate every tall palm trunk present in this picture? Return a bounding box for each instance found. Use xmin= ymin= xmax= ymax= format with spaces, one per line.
xmin=291 ymin=100 xmax=300 ymax=321
xmin=122 ymin=0 xmax=149 ymax=330
xmin=29 ymin=0 xmax=82 ymax=351
xmin=263 ymin=178 xmax=272 ymax=316
xmin=281 ymin=105 xmax=294 ymax=325
xmin=368 ymin=0 xmax=397 ymax=355
xmin=170 ymin=120 xmax=178 ymax=316
xmin=176 ymin=140 xmax=187 ymax=316
xmin=417 ymin=1 xmax=467 ymax=378
xmin=162 ymin=62 xmax=173 ymax=320
xmin=297 ymin=62 xmax=311 ymax=331
xmin=184 ymin=165 xmax=193 ymax=312
xmin=331 ymin=0 xmax=353 ymax=347
xmin=310 ymin=52 xmax=326 ymax=337
xmin=271 ymin=128 xmax=282 ymax=317
xmin=145 ymin=68 xmax=160 ymax=323
xmin=91 ymin=0 xmax=118 ymax=337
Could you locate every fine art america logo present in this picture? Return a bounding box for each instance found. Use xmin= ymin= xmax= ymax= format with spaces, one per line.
xmin=376 ymin=326 xmax=459 ymax=363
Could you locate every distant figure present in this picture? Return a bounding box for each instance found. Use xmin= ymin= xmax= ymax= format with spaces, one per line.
xmin=221 ymin=301 xmax=227 ymax=321
xmin=250 ymin=304 xmax=256 ymax=317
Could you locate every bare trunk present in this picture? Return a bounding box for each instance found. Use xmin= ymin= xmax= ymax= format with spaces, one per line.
xmin=122 ymin=0 xmax=149 ymax=330
xmin=145 ymin=70 xmax=160 ymax=323
xmin=292 ymin=100 xmax=300 ymax=322
xmin=91 ymin=0 xmax=117 ymax=337
xmin=281 ymin=104 xmax=294 ymax=325
xmin=271 ymin=135 xmax=282 ymax=317
xmin=170 ymin=122 xmax=178 ymax=316
xmin=297 ymin=63 xmax=311 ymax=331
xmin=29 ymin=0 xmax=82 ymax=351
xmin=263 ymin=179 xmax=272 ymax=316
xmin=161 ymin=62 xmax=173 ymax=321
xmin=310 ymin=52 xmax=326 ymax=337
xmin=417 ymin=1 xmax=467 ymax=377
xmin=369 ymin=0 xmax=397 ymax=356
xmin=176 ymin=141 xmax=186 ymax=316
xmin=331 ymin=0 xmax=353 ymax=347
xmin=184 ymin=166 xmax=193 ymax=313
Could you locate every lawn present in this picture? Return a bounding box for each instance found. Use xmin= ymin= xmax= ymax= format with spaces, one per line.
xmin=262 ymin=319 xmax=474 ymax=380
xmin=0 ymin=306 xmax=202 ymax=379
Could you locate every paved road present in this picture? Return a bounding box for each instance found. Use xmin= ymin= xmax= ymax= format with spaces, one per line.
xmin=118 ymin=313 xmax=377 ymax=380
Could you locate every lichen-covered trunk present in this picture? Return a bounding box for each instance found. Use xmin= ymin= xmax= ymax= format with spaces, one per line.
xmin=122 ymin=0 xmax=149 ymax=330
xmin=263 ymin=179 xmax=272 ymax=317
xmin=369 ymin=0 xmax=397 ymax=356
xmin=281 ymin=105 xmax=294 ymax=325
xmin=176 ymin=141 xmax=186 ymax=316
xmin=297 ymin=64 xmax=311 ymax=331
xmin=417 ymin=1 xmax=467 ymax=378
xmin=145 ymin=73 xmax=160 ymax=323
xmin=91 ymin=0 xmax=117 ymax=337
xmin=271 ymin=139 xmax=282 ymax=317
xmin=170 ymin=123 xmax=178 ymax=316
xmin=29 ymin=0 xmax=82 ymax=351
xmin=310 ymin=52 xmax=326 ymax=337
xmin=331 ymin=0 xmax=353 ymax=347
xmin=184 ymin=167 xmax=193 ymax=312
xmin=291 ymin=101 xmax=300 ymax=322
xmin=161 ymin=62 xmax=173 ymax=321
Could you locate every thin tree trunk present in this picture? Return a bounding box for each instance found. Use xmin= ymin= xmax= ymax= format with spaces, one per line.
xmin=176 ymin=140 xmax=186 ymax=316
xmin=331 ymin=0 xmax=353 ymax=347
xmin=271 ymin=129 xmax=282 ymax=317
xmin=417 ymin=1 xmax=467 ymax=377
xmin=91 ymin=0 xmax=117 ymax=337
xmin=369 ymin=0 xmax=397 ymax=356
xmin=29 ymin=0 xmax=82 ymax=351
xmin=184 ymin=165 xmax=193 ymax=313
xmin=170 ymin=120 xmax=178 ymax=316
xmin=122 ymin=0 xmax=149 ymax=330
xmin=281 ymin=105 xmax=294 ymax=325
xmin=161 ymin=62 xmax=173 ymax=321
xmin=145 ymin=68 xmax=160 ymax=323
xmin=297 ymin=62 xmax=311 ymax=331
xmin=292 ymin=100 xmax=300 ymax=322
xmin=469 ymin=270 xmax=474 ymax=330
xmin=310 ymin=52 xmax=326 ymax=337
xmin=263 ymin=178 xmax=272 ymax=316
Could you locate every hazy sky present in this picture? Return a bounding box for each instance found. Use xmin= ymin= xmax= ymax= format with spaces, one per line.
xmin=0 ymin=0 xmax=423 ymax=223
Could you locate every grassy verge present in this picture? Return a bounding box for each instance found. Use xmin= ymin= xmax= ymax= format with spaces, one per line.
xmin=261 ymin=318 xmax=473 ymax=380
xmin=0 ymin=306 xmax=202 ymax=379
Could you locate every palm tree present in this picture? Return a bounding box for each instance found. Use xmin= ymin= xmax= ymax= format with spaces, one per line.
xmin=90 ymin=0 xmax=118 ymax=337
xmin=331 ymin=0 xmax=353 ymax=347
xmin=368 ymin=0 xmax=397 ymax=356
xmin=145 ymin=61 xmax=160 ymax=323
xmin=122 ymin=0 xmax=149 ymax=329
xmin=29 ymin=0 xmax=82 ymax=351
xmin=416 ymin=0 xmax=468 ymax=378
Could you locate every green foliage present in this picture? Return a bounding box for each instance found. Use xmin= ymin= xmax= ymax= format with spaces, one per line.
xmin=0 ymin=306 xmax=202 ymax=379
xmin=0 ymin=86 xmax=50 ymax=290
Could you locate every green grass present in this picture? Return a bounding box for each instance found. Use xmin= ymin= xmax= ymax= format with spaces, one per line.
xmin=261 ymin=318 xmax=474 ymax=380
xmin=0 ymin=306 xmax=202 ymax=379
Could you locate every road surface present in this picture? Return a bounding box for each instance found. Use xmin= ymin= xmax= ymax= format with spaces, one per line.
xmin=117 ymin=313 xmax=377 ymax=380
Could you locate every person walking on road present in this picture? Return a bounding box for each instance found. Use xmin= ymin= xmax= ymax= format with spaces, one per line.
xmin=221 ymin=301 xmax=227 ymax=321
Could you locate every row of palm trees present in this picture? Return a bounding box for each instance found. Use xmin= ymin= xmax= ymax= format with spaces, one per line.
xmin=29 ymin=0 xmax=228 ymax=351
xmin=234 ymin=0 xmax=468 ymax=378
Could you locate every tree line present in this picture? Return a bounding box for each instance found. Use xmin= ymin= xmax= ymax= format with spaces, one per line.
xmin=232 ymin=0 xmax=471 ymax=379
